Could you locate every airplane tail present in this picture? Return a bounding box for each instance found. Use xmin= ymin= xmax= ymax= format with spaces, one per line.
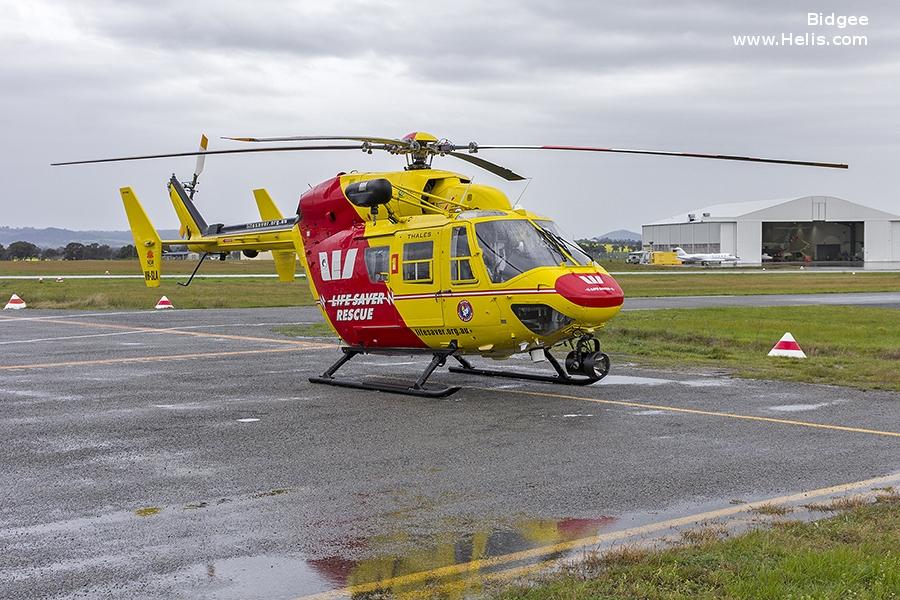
xmin=253 ymin=188 xmax=297 ymax=282
xmin=673 ymin=247 xmax=686 ymax=257
xmin=168 ymin=175 xmax=209 ymax=239
xmin=120 ymin=187 xmax=163 ymax=287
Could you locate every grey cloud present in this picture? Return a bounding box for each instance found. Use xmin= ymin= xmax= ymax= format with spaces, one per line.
xmin=2 ymin=0 xmax=898 ymax=236
xmin=73 ymin=0 xmax=900 ymax=79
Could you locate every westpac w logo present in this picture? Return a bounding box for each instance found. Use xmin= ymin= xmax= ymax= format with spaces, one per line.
xmin=318 ymin=248 xmax=358 ymax=281
xmin=578 ymin=274 xmax=604 ymax=285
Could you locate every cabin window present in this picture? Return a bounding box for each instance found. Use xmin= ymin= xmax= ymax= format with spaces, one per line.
xmin=450 ymin=226 xmax=476 ymax=284
xmin=364 ymin=246 xmax=389 ymax=282
xmin=402 ymin=240 xmax=433 ymax=283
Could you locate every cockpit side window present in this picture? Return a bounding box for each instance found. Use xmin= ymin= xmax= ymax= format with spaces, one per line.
xmin=450 ymin=226 xmax=476 ymax=284
xmin=364 ymin=246 xmax=389 ymax=282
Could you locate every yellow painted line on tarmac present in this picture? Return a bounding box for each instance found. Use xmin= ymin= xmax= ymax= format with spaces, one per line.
xmin=478 ymin=387 xmax=900 ymax=438
xmin=390 ymin=559 xmax=561 ymax=600
xmin=32 ymin=317 xmax=334 ymax=348
xmin=292 ymin=472 xmax=900 ymax=600
xmin=0 ymin=347 xmax=307 ymax=371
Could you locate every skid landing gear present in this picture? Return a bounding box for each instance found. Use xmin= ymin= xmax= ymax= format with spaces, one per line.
xmin=309 ymin=345 xmax=461 ymax=398
xmin=449 ymin=337 xmax=610 ymax=386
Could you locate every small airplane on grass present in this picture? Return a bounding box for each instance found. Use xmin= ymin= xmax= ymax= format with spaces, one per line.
xmin=52 ymin=132 xmax=845 ymax=397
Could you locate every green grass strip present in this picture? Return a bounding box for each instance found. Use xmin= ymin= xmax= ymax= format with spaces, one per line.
xmin=604 ymin=306 xmax=900 ymax=391
xmin=495 ymin=496 xmax=900 ymax=599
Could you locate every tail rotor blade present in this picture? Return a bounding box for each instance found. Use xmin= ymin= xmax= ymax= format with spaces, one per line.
xmin=194 ymin=134 xmax=209 ymax=177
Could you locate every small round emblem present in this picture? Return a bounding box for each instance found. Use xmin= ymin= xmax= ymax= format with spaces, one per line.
xmin=457 ymin=299 xmax=474 ymax=322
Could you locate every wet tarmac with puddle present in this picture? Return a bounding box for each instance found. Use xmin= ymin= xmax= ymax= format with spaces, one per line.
xmin=0 ymin=307 xmax=898 ymax=599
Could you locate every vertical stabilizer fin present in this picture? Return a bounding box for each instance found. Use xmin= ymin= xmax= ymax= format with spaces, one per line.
xmin=253 ymin=188 xmax=285 ymax=220
xmin=168 ymin=175 xmax=208 ymax=239
xmin=271 ymin=251 xmax=297 ymax=281
xmin=120 ymin=187 xmax=163 ymax=288
xmin=253 ymin=188 xmax=296 ymax=281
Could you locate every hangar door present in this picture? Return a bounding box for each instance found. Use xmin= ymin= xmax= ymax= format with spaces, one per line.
xmin=762 ymin=221 xmax=864 ymax=263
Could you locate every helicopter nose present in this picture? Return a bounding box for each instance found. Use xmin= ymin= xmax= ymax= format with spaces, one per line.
xmin=554 ymin=273 xmax=624 ymax=308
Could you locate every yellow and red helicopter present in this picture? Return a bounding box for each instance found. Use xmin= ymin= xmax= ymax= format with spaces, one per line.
xmin=53 ymin=132 xmax=846 ymax=397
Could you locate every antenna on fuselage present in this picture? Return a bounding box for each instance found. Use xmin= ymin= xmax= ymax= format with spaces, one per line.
xmin=513 ymin=177 xmax=534 ymax=209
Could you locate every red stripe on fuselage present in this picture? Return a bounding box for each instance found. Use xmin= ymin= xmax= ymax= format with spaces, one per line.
xmin=298 ymin=176 xmax=426 ymax=348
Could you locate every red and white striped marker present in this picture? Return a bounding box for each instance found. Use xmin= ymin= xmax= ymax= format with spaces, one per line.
xmin=3 ymin=294 xmax=26 ymax=310
xmin=154 ymin=295 xmax=174 ymax=310
xmin=768 ymin=332 xmax=806 ymax=358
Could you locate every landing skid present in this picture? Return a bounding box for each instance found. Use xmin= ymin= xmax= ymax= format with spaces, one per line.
xmin=309 ymin=345 xmax=461 ymax=398
xmin=449 ymin=348 xmax=607 ymax=386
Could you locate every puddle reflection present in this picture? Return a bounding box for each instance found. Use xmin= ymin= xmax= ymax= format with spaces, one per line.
xmin=195 ymin=516 xmax=616 ymax=599
xmin=305 ymin=516 xmax=616 ymax=597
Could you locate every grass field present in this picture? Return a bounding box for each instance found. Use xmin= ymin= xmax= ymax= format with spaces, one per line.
xmin=614 ymin=271 xmax=900 ymax=297
xmin=3 ymin=262 xmax=899 ymax=391
xmin=0 ymin=259 xmax=275 ymax=276
xmin=2 ymin=260 xmax=898 ymax=307
xmin=603 ymin=306 xmax=900 ymax=391
xmin=494 ymin=494 xmax=900 ymax=600
xmin=0 ymin=277 xmax=313 ymax=309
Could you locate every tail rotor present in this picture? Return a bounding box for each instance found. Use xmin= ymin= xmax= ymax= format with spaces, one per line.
xmin=184 ymin=133 xmax=208 ymax=201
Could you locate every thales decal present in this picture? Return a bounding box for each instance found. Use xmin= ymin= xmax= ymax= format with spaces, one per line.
xmin=319 ymin=248 xmax=358 ymax=281
xmin=578 ymin=274 xmax=604 ymax=285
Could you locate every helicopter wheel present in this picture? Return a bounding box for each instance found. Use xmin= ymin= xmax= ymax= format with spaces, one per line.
xmin=564 ymin=351 xmax=583 ymax=376
xmin=565 ymin=350 xmax=610 ymax=381
xmin=581 ymin=351 xmax=610 ymax=380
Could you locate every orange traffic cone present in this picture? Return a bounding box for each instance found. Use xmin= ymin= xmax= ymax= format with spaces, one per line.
xmin=155 ymin=296 xmax=174 ymax=310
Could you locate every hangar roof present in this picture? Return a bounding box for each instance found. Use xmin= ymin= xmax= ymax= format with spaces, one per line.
xmin=647 ymin=195 xmax=900 ymax=225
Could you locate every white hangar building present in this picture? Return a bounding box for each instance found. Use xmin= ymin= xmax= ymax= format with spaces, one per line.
xmin=642 ymin=195 xmax=900 ymax=266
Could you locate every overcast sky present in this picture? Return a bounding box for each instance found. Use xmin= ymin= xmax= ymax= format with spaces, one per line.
xmin=2 ymin=0 xmax=898 ymax=238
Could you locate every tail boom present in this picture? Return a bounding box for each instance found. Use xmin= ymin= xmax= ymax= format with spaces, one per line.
xmin=121 ymin=183 xmax=302 ymax=287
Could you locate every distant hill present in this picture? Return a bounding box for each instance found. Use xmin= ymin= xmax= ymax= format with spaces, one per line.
xmin=0 ymin=227 xmax=180 ymax=248
xmin=4 ymin=225 xmax=644 ymax=248
xmin=593 ymin=229 xmax=641 ymax=242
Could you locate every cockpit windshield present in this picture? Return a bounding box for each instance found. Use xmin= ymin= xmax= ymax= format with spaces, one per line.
xmin=536 ymin=220 xmax=594 ymax=266
xmin=474 ymin=219 xmax=567 ymax=283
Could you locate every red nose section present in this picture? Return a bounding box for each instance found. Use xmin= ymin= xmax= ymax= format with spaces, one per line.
xmin=554 ymin=273 xmax=624 ymax=308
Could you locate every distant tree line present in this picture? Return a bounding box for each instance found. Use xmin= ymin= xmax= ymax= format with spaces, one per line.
xmin=0 ymin=241 xmax=137 ymax=260
xmin=576 ymin=239 xmax=640 ymax=260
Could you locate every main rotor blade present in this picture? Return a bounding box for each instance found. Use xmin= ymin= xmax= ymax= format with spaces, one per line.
xmin=447 ymin=152 xmax=527 ymax=181
xmin=223 ymin=134 xmax=406 ymax=146
xmin=51 ymin=144 xmax=374 ymax=166
xmin=473 ymin=145 xmax=849 ymax=169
